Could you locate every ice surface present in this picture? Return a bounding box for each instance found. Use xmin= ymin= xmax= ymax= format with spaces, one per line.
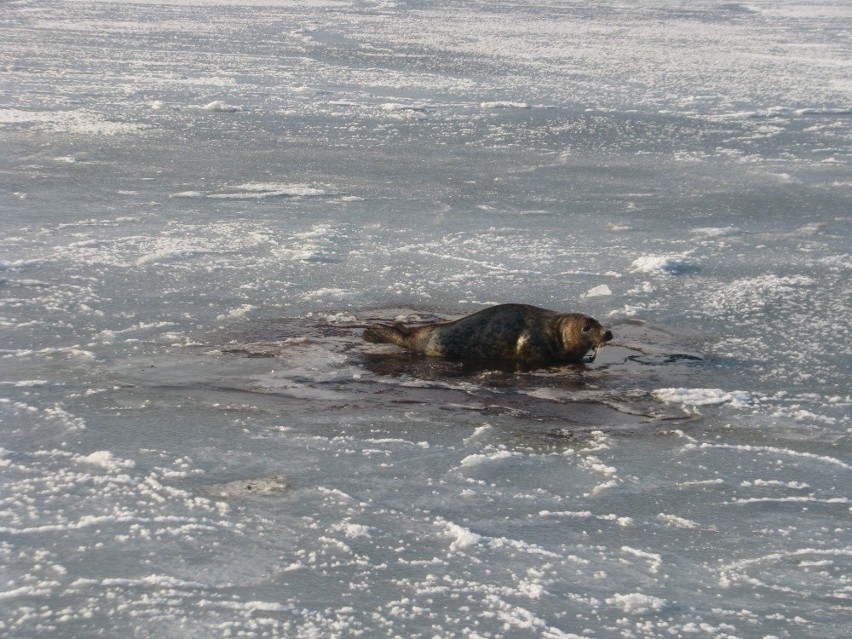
xmin=1 ymin=0 xmax=850 ymax=637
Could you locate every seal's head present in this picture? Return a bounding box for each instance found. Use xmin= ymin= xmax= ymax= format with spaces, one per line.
xmin=557 ymin=313 xmax=613 ymax=363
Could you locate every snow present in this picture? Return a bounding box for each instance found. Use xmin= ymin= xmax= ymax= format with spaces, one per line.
xmin=459 ymin=450 xmax=520 ymax=467
xmin=195 ymin=101 xmax=243 ymax=113
xmin=78 ymin=450 xmax=136 ymax=471
xmin=629 ymin=255 xmax=698 ymax=275
xmin=606 ymin=592 xmax=668 ymax=614
xmin=582 ymin=284 xmax=612 ymax=298
xmin=481 ymin=101 xmax=532 ymax=110
xmin=652 ymin=388 xmax=754 ymax=408
xmin=1 ymin=0 xmax=849 ymax=637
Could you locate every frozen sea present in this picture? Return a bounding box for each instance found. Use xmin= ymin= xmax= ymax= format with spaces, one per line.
xmin=1 ymin=0 xmax=850 ymax=637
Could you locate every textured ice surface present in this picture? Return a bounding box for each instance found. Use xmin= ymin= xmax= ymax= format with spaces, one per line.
xmin=1 ymin=1 xmax=850 ymax=637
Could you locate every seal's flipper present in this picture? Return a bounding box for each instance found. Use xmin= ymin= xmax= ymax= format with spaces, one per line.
xmin=363 ymin=323 xmax=411 ymax=347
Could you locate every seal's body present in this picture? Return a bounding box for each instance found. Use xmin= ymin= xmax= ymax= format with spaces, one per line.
xmin=364 ymin=303 xmax=613 ymax=367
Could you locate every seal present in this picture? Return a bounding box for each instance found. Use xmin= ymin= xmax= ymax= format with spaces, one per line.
xmin=363 ymin=303 xmax=613 ymax=367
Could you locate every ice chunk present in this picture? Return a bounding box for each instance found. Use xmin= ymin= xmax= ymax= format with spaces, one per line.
xmin=79 ymin=451 xmax=135 ymax=472
xmin=653 ymin=388 xmax=753 ymax=408
xmin=606 ymin=592 xmax=667 ymax=614
xmin=197 ymin=101 xmax=243 ymax=112
xmin=630 ymin=255 xmax=697 ymax=275
xmin=582 ymin=284 xmax=613 ymax=298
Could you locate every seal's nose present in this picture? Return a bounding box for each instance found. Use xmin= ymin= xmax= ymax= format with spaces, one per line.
xmin=603 ymin=330 xmax=613 ymax=342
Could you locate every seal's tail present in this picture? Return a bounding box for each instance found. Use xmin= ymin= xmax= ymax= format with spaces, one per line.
xmin=363 ymin=323 xmax=410 ymax=347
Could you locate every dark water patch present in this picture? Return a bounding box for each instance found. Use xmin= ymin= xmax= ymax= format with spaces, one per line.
xmin=112 ymin=310 xmax=708 ymax=433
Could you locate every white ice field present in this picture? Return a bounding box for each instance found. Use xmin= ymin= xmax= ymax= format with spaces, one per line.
xmin=1 ymin=1 xmax=850 ymax=637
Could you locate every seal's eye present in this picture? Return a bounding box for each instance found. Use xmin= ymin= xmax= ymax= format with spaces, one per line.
xmin=582 ymin=323 xmax=592 ymax=334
